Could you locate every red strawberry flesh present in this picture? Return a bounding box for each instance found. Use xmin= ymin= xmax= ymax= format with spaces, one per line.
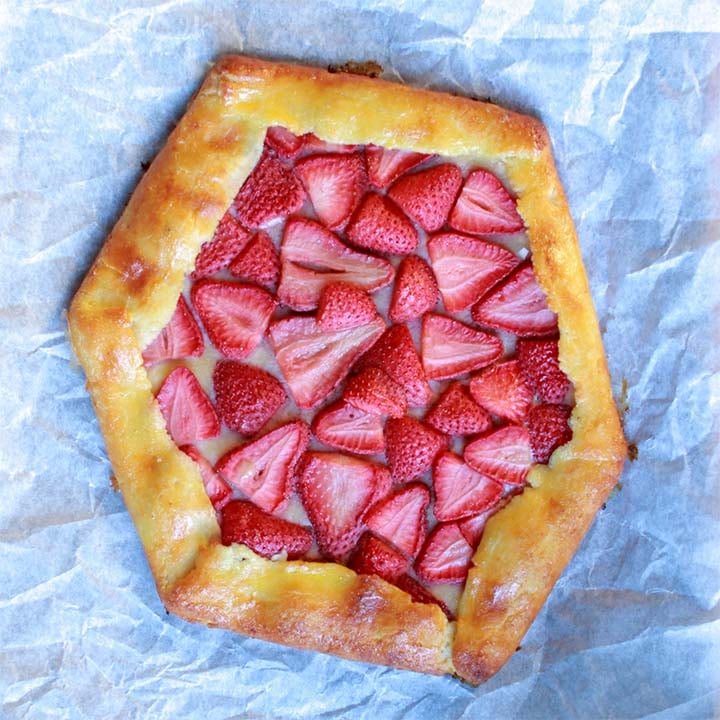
xmin=192 ymin=212 xmax=252 ymax=279
xmin=365 ymin=145 xmax=432 ymax=189
xmin=317 ymin=282 xmax=380 ymax=331
xmin=528 ymin=404 xmax=573 ymax=463
xmin=264 ymin=126 xmax=303 ymax=159
xmin=389 ymin=255 xmax=439 ymax=323
xmin=395 ymin=574 xmax=455 ymax=620
xmin=415 ymin=522 xmax=474 ymax=584
xmin=143 ymin=295 xmax=204 ymax=366
xmin=424 ymin=382 xmax=492 ymax=436
xmin=345 ymin=192 xmax=419 ymax=255
xmin=228 ymin=230 xmax=279 ymax=289
xmin=469 ymin=360 xmax=533 ymax=424
xmin=384 ymin=416 xmax=447 ymax=483
xmin=517 ymin=339 xmax=571 ymax=404
xmin=464 ymin=425 xmax=533 ymax=486
xmin=312 ymin=401 xmax=385 ymax=455
xmin=349 ymin=532 xmax=409 ymax=580
xmin=180 ymin=444 xmax=232 ymax=511
xmin=343 ymin=366 xmax=407 ymax=418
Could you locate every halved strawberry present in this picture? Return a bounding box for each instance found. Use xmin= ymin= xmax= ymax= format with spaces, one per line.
xmin=348 ymin=532 xmax=409 ymax=581
xmin=180 ymin=444 xmax=232 ymax=511
xmin=421 ymin=313 xmax=503 ymax=380
xmin=228 ymin=230 xmax=279 ymax=289
xmin=295 ymin=152 xmax=367 ymax=230
xmin=364 ymin=482 xmax=430 ymax=558
xmin=433 ymin=452 xmax=504 ymax=522
xmin=156 ymin=366 xmax=220 ymax=446
xmin=471 ymin=261 xmax=558 ymax=336
xmin=220 ymin=500 xmax=312 ymax=560
xmin=312 ymin=401 xmax=385 ymax=455
xmin=427 ymin=232 xmax=519 ymax=312
xmin=469 ymin=360 xmax=533 ymax=424
xmin=142 ymin=296 xmax=204 ymax=366
xmin=268 ymin=314 xmax=385 ymax=409
xmin=395 ymin=574 xmax=455 ymax=620
xmin=212 ymin=361 xmax=286 ymax=435
xmin=264 ymin=126 xmax=303 ymax=159
xmin=345 ymin=193 xmax=419 ymax=255
xmin=191 ymin=280 xmax=276 ymax=360
xmin=192 ymin=211 xmax=252 ymax=279
xmin=365 ymin=145 xmax=432 ymax=189
xmin=464 ymin=425 xmax=532 ymax=486
xmin=449 ymin=168 xmax=525 ymax=235
xmin=316 ymin=282 xmax=380 ymax=331
xmin=215 ymin=421 xmax=310 ymax=514
xmin=516 ymin=339 xmax=571 ymax=404
xmin=528 ymin=404 xmax=573 ymax=464
xmin=389 ymin=256 xmax=439 ymax=323
xmin=300 ymin=133 xmax=357 ymax=155
xmin=415 ymin=522 xmax=474 ymax=584
xmin=278 ymin=217 xmax=395 ymax=310
xmin=354 ymin=324 xmax=432 ymax=407
xmin=387 ymin=163 xmax=463 ymax=232
xmin=232 ymin=149 xmax=306 ymax=228
xmin=384 ymin=417 xmax=447 ymax=483
xmin=297 ymin=452 xmax=390 ymax=560
xmin=424 ymin=382 xmax=492 ymax=436
xmin=343 ymin=366 xmax=407 ymax=418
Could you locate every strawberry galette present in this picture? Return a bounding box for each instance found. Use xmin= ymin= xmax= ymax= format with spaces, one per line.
xmin=68 ymin=56 xmax=626 ymax=684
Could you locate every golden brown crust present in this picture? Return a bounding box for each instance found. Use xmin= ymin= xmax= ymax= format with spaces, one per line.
xmin=68 ymin=54 xmax=625 ymax=683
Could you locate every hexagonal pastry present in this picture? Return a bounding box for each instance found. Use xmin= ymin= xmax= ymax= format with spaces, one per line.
xmin=68 ymin=55 xmax=626 ymax=684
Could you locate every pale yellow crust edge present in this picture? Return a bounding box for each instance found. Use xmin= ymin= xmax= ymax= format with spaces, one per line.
xmin=67 ymin=54 xmax=626 ymax=683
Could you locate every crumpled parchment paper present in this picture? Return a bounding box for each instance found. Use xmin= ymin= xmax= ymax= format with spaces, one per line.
xmin=1 ymin=1 xmax=718 ymax=718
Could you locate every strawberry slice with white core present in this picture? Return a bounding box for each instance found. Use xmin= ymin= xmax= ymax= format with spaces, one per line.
xmin=364 ymin=482 xmax=430 ymax=558
xmin=192 ymin=211 xmax=252 ymax=279
xmin=312 ymin=401 xmax=385 ymax=455
xmin=389 ymin=255 xmax=439 ymax=323
xmin=215 ymin=421 xmax=310 ymax=515
xmin=449 ymin=168 xmax=525 ymax=235
xmin=180 ymin=444 xmax=232 ymax=511
xmin=365 ymin=145 xmax=432 ymax=189
xmin=143 ymin=296 xmax=204 ymax=366
xmin=349 ymin=532 xmax=410 ymax=580
xmin=469 ymin=360 xmax=533 ymax=424
xmin=433 ymin=452 xmax=504 ymax=522
xmin=343 ymin=366 xmax=407 ymax=418
xmin=354 ymin=324 xmax=432 ymax=407
xmin=471 ymin=261 xmax=558 ymax=337
xmin=228 ymin=230 xmax=279 ymax=289
xmin=424 ymin=381 xmax=492 ymax=436
xmin=427 ymin=232 xmax=519 ymax=312
xmin=345 ymin=193 xmax=419 ymax=255
xmin=156 ymin=366 xmax=220 ymax=446
xmin=264 ymin=126 xmax=303 ymax=159
xmin=268 ymin=314 xmax=385 ymax=409
xmin=421 ymin=313 xmax=503 ymax=381
xmin=517 ymin=339 xmax=571 ymax=404
xmin=384 ymin=416 xmax=447 ymax=483
xmin=297 ymin=452 xmax=389 ymax=560
xmin=295 ymin=152 xmax=367 ymax=230
xmin=317 ymin=282 xmax=380 ymax=331
xmin=388 ymin=163 xmax=463 ymax=233
xmin=191 ymin=280 xmax=276 ymax=360
xmin=415 ymin=522 xmax=474 ymax=585
xmin=278 ymin=217 xmax=394 ymax=310
xmin=464 ymin=425 xmax=533 ymax=486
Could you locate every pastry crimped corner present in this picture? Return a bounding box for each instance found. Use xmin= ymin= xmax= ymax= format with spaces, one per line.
xmin=68 ymin=54 xmax=626 ymax=685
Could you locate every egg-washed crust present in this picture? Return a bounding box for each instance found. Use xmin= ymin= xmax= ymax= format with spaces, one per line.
xmin=67 ymin=55 xmax=626 ymax=684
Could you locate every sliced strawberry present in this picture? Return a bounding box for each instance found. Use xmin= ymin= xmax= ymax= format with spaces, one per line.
xmin=345 ymin=193 xmax=419 ymax=255
xmin=469 ymin=360 xmax=533 ymax=424
xmin=142 ymin=296 xmax=204 ymax=366
xmin=268 ymin=314 xmax=385 ymax=409
xmin=348 ymin=532 xmax=409 ymax=581
xmin=433 ymin=452 xmax=504 ymax=522
xmin=156 ymin=366 xmax=220 ymax=446
xmin=343 ymin=366 xmax=407 ymax=418
xmin=312 ymin=401 xmax=385 ymax=455
xmin=415 ymin=522 xmax=474 ymax=584
xmin=232 ymin=149 xmax=305 ymax=228
xmin=264 ymin=126 xmax=303 ymax=159
xmin=464 ymin=425 xmax=532 ymax=486
xmin=528 ymin=404 xmax=573 ymax=464
xmin=365 ymin=145 xmax=432 ymax=189
xmin=192 ymin=211 xmax=252 ymax=279
xmin=317 ymin=282 xmax=380 ymax=331
xmin=354 ymin=324 xmax=431 ymax=407
xmin=295 ymin=152 xmax=367 ymax=230
xmin=449 ymin=168 xmax=525 ymax=235
xmin=427 ymin=232 xmax=519 ymax=312
xmin=297 ymin=452 xmax=388 ymax=559
xmin=215 ymin=421 xmax=310 ymax=514
xmin=228 ymin=230 xmax=279 ymax=289
xmin=212 ymin=361 xmax=286 ymax=435
xmin=300 ymin=133 xmax=357 ymax=155
xmin=220 ymin=500 xmax=312 ymax=560
xmin=384 ymin=417 xmax=447 ymax=483
xmin=424 ymin=382 xmax=492 ymax=436
xmin=471 ymin=261 xmax=558 ymax=336
xmin=278 ymin=217 xmax=394 ymax=310
xmin=457 ymin=488 xmax=518 ymax=546
xmin=421 ymin=313 xmax=503 ymax=381
xmin=387 ymin=163 xmax=463 ymax=232
xmin=364 ymin=482 xmax=430 ymax=558
xmin=394 ymin=574 xmax=455 ymax=620
xmin=517 ymin=339 xmax=571 ymax=404
xmin=191 ymin=280 xmax=276 ymax=360
xmin=180 ymin=444 xmax=232 ymax=511
xmin=389 ymin=256 xmax=439 ymax=323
